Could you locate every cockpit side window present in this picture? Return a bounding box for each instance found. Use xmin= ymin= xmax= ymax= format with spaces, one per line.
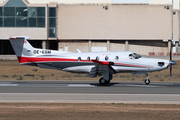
xmin=129 ymin=54 xmax=133 ymax=59
xmin=129 ymin=53 xmax=142 ymax=59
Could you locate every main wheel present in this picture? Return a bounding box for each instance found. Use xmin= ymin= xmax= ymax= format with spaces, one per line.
xmin=99 ymin=77 xmax=106 ymax=85
xmin=145 ymin=79 xmax=150 ymax=85
xmin=105 ymin=79 xmax=110 ymax=84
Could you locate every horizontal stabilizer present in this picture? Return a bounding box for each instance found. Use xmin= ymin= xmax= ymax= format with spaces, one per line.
xmin=5 ymin=36 xmax=30 ymax=40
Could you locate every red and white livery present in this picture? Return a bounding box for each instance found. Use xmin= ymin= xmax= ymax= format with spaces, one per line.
xmin=7 ymin=36 xmax=176 ymax=85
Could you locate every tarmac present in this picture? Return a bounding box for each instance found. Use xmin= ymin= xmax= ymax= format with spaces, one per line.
xmin=0 ymin=55 xmax=180 ymax=104
xmin=0 ymin=81 xmax=180 ymax=104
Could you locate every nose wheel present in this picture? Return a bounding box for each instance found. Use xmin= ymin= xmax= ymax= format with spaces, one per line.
xmin=145 ymin=79 xmax=150 ymax=85
xmin=144 ymin=74 xmax=150 ymax=85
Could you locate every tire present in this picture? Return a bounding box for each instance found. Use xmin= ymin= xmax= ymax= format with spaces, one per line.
xmin=99 ymin=77 xmax=106 ymax=85
xmin=145 ymin=79 xmax=150 ymax=85
xmin=105 ymin=79 xmax=110 ymax=84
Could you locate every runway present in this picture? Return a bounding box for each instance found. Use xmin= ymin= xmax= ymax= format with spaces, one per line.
xmin=0 ymin=81 xmax=180 ymax=103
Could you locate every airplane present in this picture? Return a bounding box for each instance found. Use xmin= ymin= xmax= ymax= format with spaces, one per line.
xmin=7 ymin=36 xmax=176 ymax=85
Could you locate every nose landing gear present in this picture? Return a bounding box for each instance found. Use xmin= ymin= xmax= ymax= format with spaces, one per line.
xmin=144 ymin=74 xmax=150 ymax=85
xmin=145 ymin=79 xmax=150 ymax=85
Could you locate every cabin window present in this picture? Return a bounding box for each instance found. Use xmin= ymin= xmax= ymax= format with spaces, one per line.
xmin=115 ymin=56 xmax=119 ymax=61
xmin=87 ymin=57 xmax=90 ymax=61
xmin=105 ymin=56 xmax=109 ymax=61
xmin=78 ymin=57 xmax=81 ymax=61
xmin=96 ymin=56 xmax=99 ymax=60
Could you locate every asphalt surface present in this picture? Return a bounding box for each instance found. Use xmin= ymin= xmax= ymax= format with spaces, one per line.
xmin=0 ymin=81 xmax=180 ymax=103
xmin=0 ymin=81 xmax=180 ymax=94
xmin=1 ymin=55 xmax=180 ymax=103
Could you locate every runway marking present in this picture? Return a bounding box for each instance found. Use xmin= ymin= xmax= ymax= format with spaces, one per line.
xmin=68 ymin=84 xmax=95 ymax=87
xmin=0 ymin=83 xmax=170 ymax=88
xmin=0 ymin=84 xmax=18 ymax=86
xmin=123 ymin=85 xmax=165 ymax=87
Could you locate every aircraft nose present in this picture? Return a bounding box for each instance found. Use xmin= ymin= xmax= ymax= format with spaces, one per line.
xmin=169 ymin=60 xmax=176 ymax=65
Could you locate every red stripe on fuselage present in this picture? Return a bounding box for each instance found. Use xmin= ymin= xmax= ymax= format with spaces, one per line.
xmin=17 ymin=56 xmax=89 ymax=63
xmin=17 ymin=56 xmax=28 ymax=63
xmin=115 ymin=63 xmax=151 ymax=68
xmin=17 ymin=57 xmax=151 ymax=68
xmin=92 ymin=60 xmax=110 ymax=65
xmin=9 ymin=37 xmax=17 ymax=39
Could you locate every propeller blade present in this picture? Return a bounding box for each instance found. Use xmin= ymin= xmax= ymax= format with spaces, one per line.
xmin=169 ymin=40 xmax=172 ymax=78
xmin=170 ymin=46 xmax=172 ymax=61
xmin=170 ymin=65 xmax=172 ymax=78
xmin=169 ymin=61 xmax=176 ymax=78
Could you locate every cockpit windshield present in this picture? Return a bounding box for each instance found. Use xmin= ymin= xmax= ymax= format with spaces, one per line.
xmin=129 ymin=53 xmax=142 ymax=59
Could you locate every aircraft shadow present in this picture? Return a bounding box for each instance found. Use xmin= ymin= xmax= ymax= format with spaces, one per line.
xmin=90 ymin=82 xmax=120 ymax=87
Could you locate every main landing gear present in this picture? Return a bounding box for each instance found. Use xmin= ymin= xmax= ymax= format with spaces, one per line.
xmin=99 ymin=74 xmax=151 ymax=85
xmin=144 ymin=74 xmax=150 ymax=85
xmin=99 ymin=77 xmax=110 ymax=85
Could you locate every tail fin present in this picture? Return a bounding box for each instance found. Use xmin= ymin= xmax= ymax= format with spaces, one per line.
xmin=6 ymin=36 xmax=35 ymax=63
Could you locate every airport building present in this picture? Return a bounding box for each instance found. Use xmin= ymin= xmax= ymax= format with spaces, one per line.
xmin=0 ymin=0 xmax=180 ymax=55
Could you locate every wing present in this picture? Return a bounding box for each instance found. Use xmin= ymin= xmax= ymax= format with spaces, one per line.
xmin=87 ymin=60 xmax=116 ymax=79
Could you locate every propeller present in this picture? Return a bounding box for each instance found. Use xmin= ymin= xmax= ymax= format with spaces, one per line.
xmin=169 ymin=41 xmax=176 ymax=78
xmin=170 ymin=45 xmax=172 ymax=78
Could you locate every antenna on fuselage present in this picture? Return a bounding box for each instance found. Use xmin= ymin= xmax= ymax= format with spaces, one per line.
xmin=77 ymin=49 xmax=81 ymax=53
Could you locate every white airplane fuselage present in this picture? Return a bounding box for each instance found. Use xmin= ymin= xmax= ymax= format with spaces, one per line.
xmin=19 ymin=50 xmax=169 ymax=73
xmin=7 ymin=36 xmax=176 ymax=85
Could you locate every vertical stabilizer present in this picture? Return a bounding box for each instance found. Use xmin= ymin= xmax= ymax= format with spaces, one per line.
xmin=6 ymin=36 xmax=34 ymax=57
xmin=6 ymin=36 xmax=35 ymax=63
